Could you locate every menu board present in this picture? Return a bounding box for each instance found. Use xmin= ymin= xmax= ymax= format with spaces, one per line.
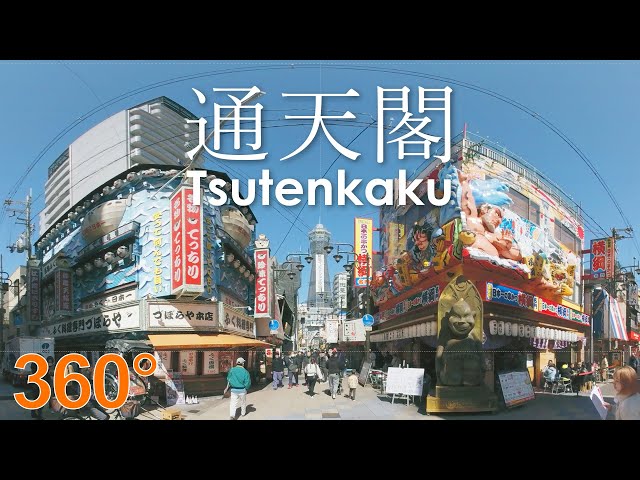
xmin=385 ymin=367 xmax=424 ymax=396
xmin=498 ymin=371 xmax=535 ymax=408
xmin=165 ymin=370 xmax=186 ymax=406
xmin=359 ymin=361 xmax=371 ymax=386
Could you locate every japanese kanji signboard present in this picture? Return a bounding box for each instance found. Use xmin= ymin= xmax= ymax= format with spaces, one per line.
xmin=254 ymin=248 xmax=271 ymax=318
xmin=41 ymin=305 xmax=140 ymax=338
xmin=354 ymin=217 xmax=372 ymax=288
xmin=170 ymin=186 xmax=204 ymax=296
xmin=590 ymin=237 xmax=615 ymax=280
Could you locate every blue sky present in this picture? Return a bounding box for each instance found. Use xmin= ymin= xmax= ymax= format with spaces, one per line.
xmin=1 ymin=60 xmax=639 ymax=300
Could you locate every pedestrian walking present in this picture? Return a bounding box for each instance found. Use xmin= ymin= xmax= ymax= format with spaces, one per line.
xmin=226 ymin=357 xmax=251 ymax=420
xmin=628 ymin=352 xmax=638 ymax=374
xmin=304 ymin=358 xmax=322 ymax=397
xmin=600 ymin=355 xmax=609 ymax=382
xmin=327 ymin=351 xmax=342 ymax=399
xmin=318 ymin=351 xmax=328 ymax=383
xmin=286 ymin=352 xmax=299 ymax=388
xmin=347 ymin=370 xmax=359 ymax=400
xmin=271 ymin=352 xmax=285 ymax=390
xmin=368 ymin=349 xmax=376 ymax=367
xmin=604 ymin=365 xmax=640 ymax=420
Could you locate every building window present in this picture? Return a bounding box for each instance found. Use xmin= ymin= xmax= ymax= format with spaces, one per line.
xmin=528 ymin=201 xmax=540 ymax=226
xmin=508 ymin=188 xmax=529 ymax=220
xmin=554 ymin=221 xmax=579 ymax=253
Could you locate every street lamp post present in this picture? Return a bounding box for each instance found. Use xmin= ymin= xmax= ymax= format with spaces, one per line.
xmin=0 ymin=255 xmax=10 ymax=364
xmin=274 ymin=260 xmax=304 ymax=352
xmin=327 ymin=242 xmax=374 ymax=357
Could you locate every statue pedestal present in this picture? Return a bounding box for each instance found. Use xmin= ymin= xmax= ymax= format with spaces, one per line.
xmin=426 ymin=385 xmax=498 ymax=414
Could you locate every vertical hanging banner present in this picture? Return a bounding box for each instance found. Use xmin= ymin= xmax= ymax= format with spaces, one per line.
xmin=354 ymin=217 xmax=373 ymax=288
xmin=54 ymin=270 xmax=73 ymax=316
xmin=27 ymin=264 xmax=41 ymax=322
xmin=590 ymin=237 xmax=615 ymax=280
xmin=170 ymin=186 xmax=204 ymax=296
xmin=254 ymin=248 xmax=271 ymax=318
xmin=170 ymin=188 xmax=184 ymax=293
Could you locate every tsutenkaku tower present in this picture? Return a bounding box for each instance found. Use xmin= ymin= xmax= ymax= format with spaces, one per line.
xmin=307 ymin=223 xmax=332 ymax=309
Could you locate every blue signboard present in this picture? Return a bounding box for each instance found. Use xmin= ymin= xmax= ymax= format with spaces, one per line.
xmin=269 ymin=319 xmax=279 ymax=330
xmin=362 ymin=314 xmax=374 ymax=327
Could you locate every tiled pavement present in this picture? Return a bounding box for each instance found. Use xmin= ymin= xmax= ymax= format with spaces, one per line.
xmin=0 ymin=377 xmax=619 ymax=420
xmin=135 ymin=378 xmax=618 ymax=421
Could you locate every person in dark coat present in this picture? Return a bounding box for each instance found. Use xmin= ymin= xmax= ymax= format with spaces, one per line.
xmin=271 ymin=352 xmax=285 ymax=389
xmin=628 ymin=352 xmax=638 ymax=373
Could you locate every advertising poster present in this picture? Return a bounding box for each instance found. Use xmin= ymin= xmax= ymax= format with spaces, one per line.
xmin=1 ymin=56 xmax=636 ymax=421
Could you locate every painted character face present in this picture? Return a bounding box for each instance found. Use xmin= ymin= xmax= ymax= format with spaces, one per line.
xmin=479 ymin=205 xmax=503 ymax=233
xmin=413 ymin=231 xmax=429 ymax=251
xmin=447 ymin=299 xmax=476 ymax=337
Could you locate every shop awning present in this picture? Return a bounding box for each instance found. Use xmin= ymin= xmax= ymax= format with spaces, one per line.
xmin=148 ymin=333 xmax=272 ymax=350
xmin=607 ymin=292 xmax=629 ymax=341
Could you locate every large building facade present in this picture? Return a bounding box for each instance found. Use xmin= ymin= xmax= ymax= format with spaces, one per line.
xmin=370 ymin=133 xmax=589 ymax=389
xmin=32 ymin=97 xmax=272 ymax=398
xmin=40 ymin=97 xmax=200 ymax=235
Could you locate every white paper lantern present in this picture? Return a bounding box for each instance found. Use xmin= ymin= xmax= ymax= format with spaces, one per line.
xmin=572 ymin=333 xmax=578 ymax=342
xmin=504 ymin=322 xmax=512 ymax=336
xmin=535 ymin=326 xmax=542 ymax=338
xmin=489 ymin=320 xmax=498 ymax=335
xmin=431 ymin=321 xmax=437 ymax=336
xmin=513 ymin=324 xmax=519 ymax=337
xmin=497 ymin=321 xmax=504 ymax=335
xmin=518 ymin=324 xmax=525 ymax=337
xmin=524 ymin=325 xmax=531 ymax=337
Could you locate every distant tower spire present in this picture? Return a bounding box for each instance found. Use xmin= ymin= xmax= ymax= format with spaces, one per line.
xmin=307 ymin=223 xmax=332 ymax=309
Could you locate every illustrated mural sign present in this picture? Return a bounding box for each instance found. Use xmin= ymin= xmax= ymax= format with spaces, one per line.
xmin=374 ymin=140 xmax=584 ymax=313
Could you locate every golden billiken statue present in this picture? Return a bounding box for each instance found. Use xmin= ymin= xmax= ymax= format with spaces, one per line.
xmin=435 ymin=277 xmax=485 ymax=387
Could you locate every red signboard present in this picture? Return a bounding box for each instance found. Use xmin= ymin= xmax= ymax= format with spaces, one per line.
xmin=183 ymin=188 xmax=203 ymax=289
xmin=55 ymin=270 xmax=73 ymax=314
xmin=170 ymin=188 xmax=183 ymax=293
xmin=28 ymin=265 xmax=41 ymax=321
xmin=629 ymin=331 xmax=640 ymax=342
xmin=590 ymin=237 xmax=615 ymax=280
xmin=170 ymin=187 xmax=203 ymax=296
xmin=254 ymin=248 xmax=270 ymax=318
xmin=354 ymin=218 xmax=372 ymax=288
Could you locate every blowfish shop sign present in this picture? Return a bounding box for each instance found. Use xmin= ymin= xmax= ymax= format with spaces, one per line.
xmin=485 ymin=282 xmax=590 ymax=326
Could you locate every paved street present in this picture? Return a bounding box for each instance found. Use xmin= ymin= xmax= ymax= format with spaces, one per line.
xmin=0 ymin=376 xmax=617 ymax=421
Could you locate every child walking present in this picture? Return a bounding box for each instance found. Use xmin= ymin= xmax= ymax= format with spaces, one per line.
xmin=347 ymin=370 xmax=359 ymax=400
